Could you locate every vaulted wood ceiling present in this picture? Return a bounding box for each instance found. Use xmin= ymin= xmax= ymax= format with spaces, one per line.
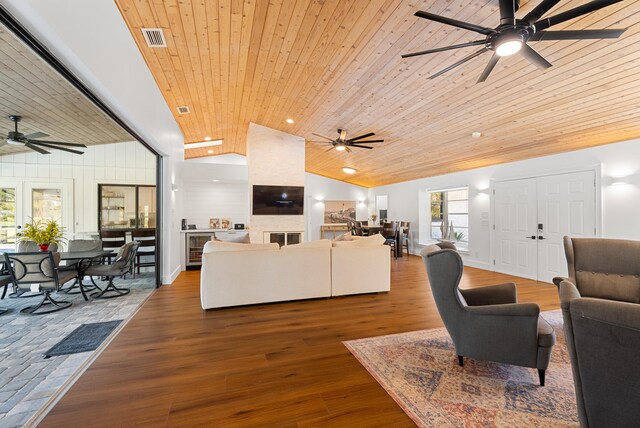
xmin=115 ymin=0 xmax=640 ymax=187
xmin=0 ymin=24 xmax=134 ymax=156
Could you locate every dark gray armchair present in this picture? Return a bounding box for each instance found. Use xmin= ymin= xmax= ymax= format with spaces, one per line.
xmin=556 ymin=237 xmax=640 ymax=427
xmin=421 ymin=247 xmax=555 ymax=385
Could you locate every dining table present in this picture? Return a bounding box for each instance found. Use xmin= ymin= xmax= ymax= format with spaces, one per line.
xmin=59 ymin=250 xmax=113 ymax=301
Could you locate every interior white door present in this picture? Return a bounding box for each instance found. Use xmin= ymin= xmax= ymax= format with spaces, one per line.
xmin=536 ymin=170 xmax=596 ymax=283
xmin=493 ymin=178 xmax=538 ymax=280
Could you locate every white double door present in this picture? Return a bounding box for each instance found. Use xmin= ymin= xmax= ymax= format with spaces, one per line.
xmin=493 ymin=170 xmax=596 ymax=283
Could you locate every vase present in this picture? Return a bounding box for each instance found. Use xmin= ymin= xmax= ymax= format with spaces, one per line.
xmin=39 ymin=243 xmax=49 ymax=252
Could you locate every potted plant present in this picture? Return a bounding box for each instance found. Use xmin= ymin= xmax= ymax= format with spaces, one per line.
xmin=19 ymin=219 xmax=65 ymax=251
xmin=370 ymin=213 xmax=378 ymax=225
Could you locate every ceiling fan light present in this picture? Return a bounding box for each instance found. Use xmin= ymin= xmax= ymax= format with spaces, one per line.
xmin=335 ymin=145 xmax=346 ymax=151
xmin=496 ymin=39 xmax=522 ymax=57
xmin=6 ymin=138 xmax=20 ymax=145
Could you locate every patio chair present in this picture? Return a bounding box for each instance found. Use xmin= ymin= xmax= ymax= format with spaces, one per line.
xmin=85 ymin=241 xmax=139 ymax=299
xmin=3 ymin=251 xmax=76 ymax=315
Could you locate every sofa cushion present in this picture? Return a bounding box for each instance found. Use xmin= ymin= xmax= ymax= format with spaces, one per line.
xmin=332 ymin=233 xmax=385 ymax=247
xmin=281 ymin=239 xmax=331 ymax=250
xmin=203 ymin=241 xmax=278 ymax=253
xmin=214 ymin=233 xmax=250 ymax=244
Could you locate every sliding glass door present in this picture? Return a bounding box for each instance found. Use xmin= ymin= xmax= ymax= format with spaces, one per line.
xmin=0 ymin=184 xmax=21 ymax=252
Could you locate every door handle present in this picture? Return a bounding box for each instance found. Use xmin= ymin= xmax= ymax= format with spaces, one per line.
xmin=538 ymin=236 xmax=546 ymax=240
xmin=526 ymin=236 xmax=537 ymax=240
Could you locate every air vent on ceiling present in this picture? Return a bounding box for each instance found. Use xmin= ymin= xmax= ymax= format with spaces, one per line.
xmin=141 ymin=28 xmax=167 ymax=48
xmin=176 ymin=105 xmax=190 ymax=114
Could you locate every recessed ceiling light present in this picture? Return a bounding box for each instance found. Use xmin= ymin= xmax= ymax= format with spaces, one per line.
xmin=471 ymin=132 xmax=482 ymax=138
xmin=207 ymin=149 xmax=214 ymax=154
xmin=213 ymin=179 xmax=220 ymax=182
xmin=185 ymin=139 xmax=223 ymax=149
xmin=285 ymin=118 xmax=294 ymax=124
xmin=204 ymin=136 xmax=212 ymax=141
xmin=342 ymin=167 xmax=357 ymax=174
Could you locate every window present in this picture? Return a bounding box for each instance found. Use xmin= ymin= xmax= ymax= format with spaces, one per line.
xmin=430 ymin=187 xmax=469 ymax=247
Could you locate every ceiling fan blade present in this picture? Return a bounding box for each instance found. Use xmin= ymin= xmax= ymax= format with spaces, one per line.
xmin=429 ymin=47 xmax=488 ymax=79
xmin=32 ymin=142 xmax=85 ymax=154
xmin=477 ymin=53 xmax=500 ymax=83
xmin=25 ymin=143 xmax=50 ymax=155
xmin=401 ymin=40 xmax=487 ymax=58
xmin=308 ymin=140 xmax=334 ymax=145
xmin=27 ymin=140 xmax=87 ymax=148
xmin=530 ymin=29 xmax=625 ymax=41
xmin=534 ymin=0 xmax=624 ymax=31
xmin=345 ymin=147 xmax=352 ymax=153
xmin=414 ymin=11 xmax=494 ymax=36
xmin=521 ymin=44 xmax=552 ymax=70
xmin=353 ymin=140 xmax=384 ymax=143
xmin=347 ymin=132 xmax=375 ymax=142
xmin=311 ymin=133 xmax=335 ymax=142
xmin=349 ymin=145 xmax=374 ymax=150
xmin=498 ymin=0 xmax=516 ymax=25
xmin=522 ymin=0 xmax=562 ymax=25
xmin=22 ymin=131 xmax=49 ymax=139
xmin=324 ymin=146 xmax=334 ymax=153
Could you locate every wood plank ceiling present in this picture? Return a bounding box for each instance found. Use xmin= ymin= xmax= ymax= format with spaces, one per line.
xmin=0 ymin=25 xmax=135 ymax=156
xmin=115 ymin=0 xmax=640 ymax=187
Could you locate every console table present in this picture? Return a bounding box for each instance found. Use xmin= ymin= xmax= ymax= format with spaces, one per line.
xmin=320 ymin=224 xmax=349 ymax=239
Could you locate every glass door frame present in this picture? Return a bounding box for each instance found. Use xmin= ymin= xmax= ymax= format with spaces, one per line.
xmin=0 ymin=181 xmax=22 ymax=252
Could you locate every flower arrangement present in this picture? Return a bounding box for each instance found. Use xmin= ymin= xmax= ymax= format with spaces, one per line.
xmin=19 ymin=219 xmax=66 ymax=251
xmin=370 ymin=213 xmax=378 ymax=223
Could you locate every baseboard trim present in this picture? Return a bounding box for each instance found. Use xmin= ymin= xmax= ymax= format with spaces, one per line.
xmin=162 ymin=264 xmax=182 ymax=285
xmin=462 ymin=259 xmax=492 ymax=271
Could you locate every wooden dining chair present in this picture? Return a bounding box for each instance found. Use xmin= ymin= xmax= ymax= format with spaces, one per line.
xmin=100 ymin=230 xmax=127 ymax=264
xmin=354 ymin=221 xmax=365 ymax=236
xmin=400 ymin=221 xmax=411 ymax=256
xmin=132 ymin=229 xmax=156 ymax=275
xmin=382 ymin=222 xmax=398 ymax=258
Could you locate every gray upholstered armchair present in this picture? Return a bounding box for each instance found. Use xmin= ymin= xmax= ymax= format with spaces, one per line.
xmin=553 ymin=236 xmax=640 ymax=303
xmin=555 ymin=237 xmax=640 ymax=427
xmin=421 ymin=246 xmax=555 ymax=385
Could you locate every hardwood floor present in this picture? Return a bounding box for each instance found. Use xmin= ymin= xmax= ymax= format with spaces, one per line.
xmin=40 ymin=256 xmax=560 ymax=427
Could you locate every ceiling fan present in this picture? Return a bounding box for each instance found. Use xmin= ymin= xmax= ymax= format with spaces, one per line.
xmin=2 ymin=115 xmax=87 ymax=154
xmin=309 ymin=129 xmax=384 ymax=152
xmin=401 ymin=0 xmax=626 ymax=83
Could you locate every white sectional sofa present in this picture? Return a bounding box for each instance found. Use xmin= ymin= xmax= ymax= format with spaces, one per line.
xmin=200 ymin=235 xmax=390 ymax=309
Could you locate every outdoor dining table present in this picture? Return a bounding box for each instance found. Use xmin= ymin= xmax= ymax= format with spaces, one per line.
xmin=59 ymin=250 xmax=113 ymax=301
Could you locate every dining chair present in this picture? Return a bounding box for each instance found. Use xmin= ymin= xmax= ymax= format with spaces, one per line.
xmin=400 ymin=221 xmax=411 ymax=256
xmin=100 ymin=230 xmax=127 ymax=264
xmin=0 ymin=261 xmax=11 ymax=315
xmin=132 ymin=229 xmax=156 ymax=275
xmin=85 ymin=241 xmax=139 ymax=299
xmin=382 ymin=222 xmax=398 ymax=258
xmin=354 ymin=221 xmax=365 ymax=236
xmin=3 ymin=251 xmax=76 ymax=314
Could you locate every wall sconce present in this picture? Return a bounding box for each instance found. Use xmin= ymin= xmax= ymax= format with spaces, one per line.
xmin=358 ymin=199 xmax=367 ymax=204
xmin=171 ymin=184 xmax=179 ymax=192
xmin=314 ymin=196 xmax=324 ymax=203
xmin=611 ymin=177 xmax=628 ymax=186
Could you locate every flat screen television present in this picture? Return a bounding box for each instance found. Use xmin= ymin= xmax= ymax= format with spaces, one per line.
xmin=252 ymin=185 xmax=304 ymax=215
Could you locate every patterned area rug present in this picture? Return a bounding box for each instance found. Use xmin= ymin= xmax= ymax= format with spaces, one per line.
xmin=344 ymin=310 xmax=578 ymax=427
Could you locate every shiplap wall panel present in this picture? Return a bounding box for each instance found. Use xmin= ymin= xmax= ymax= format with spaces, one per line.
xmin=183 ymin=182 xmax=249 ymax=230
xmin=0 ymin=141 xmax=156 ymax=233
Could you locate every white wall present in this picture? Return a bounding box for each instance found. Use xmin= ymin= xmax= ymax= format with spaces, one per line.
xmin=369 ymin=138 xmax=640 ymax=269
xmin=0 ymin=141 xmax=156 ymax=234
